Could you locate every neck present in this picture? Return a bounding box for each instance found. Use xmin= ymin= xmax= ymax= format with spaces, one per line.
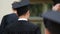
xmin=45 ymin=28 xmax=50 ymax=34
xmin=19 ymin=15 xmax=28 ymax=19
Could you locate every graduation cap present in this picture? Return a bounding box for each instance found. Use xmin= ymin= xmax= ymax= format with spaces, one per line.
xmin=12 ymin=0 xmax=30 ymax=8
xmin=42 ymin=10 xmax=60 ymax=24
xmin=52 ymin=0 xmax=60 ymax=5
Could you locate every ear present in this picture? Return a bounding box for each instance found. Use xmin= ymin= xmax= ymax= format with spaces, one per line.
xmin=45 ymin=28 xmax=50 ymax=34
xmin=26 ymin=10 xmax=29 ymax=14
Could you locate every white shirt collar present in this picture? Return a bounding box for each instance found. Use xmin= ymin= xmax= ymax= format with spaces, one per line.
xmin=18 ymin=18 xmax=28 ymax=21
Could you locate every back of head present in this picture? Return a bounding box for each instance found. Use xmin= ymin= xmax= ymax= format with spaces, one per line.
xmin=12 ymin=0 xmax=30 ymax=16
xmin=42 ymin=11 xmax=60 ymax=34
xmin=15 ymin=5 xmax=30 ymax=16
xmin=52 ymin=0 xmax=60 ymax=6
xmin=44 ymin=18 xmax=60 ymax=34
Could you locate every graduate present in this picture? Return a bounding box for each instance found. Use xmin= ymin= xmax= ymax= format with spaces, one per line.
xmin=2 ymin=0 xmax=41 ymax=34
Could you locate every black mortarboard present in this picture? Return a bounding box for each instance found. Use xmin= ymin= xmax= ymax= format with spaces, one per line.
xmin=52 ymin=0 xmax=60 ymax=5
xmin=42 ymin=10 xmax=60 ymax=24
xmin=12 ymin=0 xmax=30 ymax=8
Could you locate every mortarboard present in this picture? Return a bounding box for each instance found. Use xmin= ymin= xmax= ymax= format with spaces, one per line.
xmin=42 ymin=10 xmax=60 ymax=24
xmin=12 ymin=0 xmax=30 ymax=8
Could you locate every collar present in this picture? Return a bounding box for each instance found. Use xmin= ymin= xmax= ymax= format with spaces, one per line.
xmin=18 ymin=18 xmax=28 ymax=21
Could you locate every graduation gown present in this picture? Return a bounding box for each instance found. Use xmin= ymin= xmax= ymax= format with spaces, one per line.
xmin=2 ymin=20 xmax=41 ymax=34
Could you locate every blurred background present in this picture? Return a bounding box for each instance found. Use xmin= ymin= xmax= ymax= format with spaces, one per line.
xmin=0 ymin=0 xmax=53 ymax=34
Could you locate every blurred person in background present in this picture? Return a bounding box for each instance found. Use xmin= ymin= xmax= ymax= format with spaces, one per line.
xmin=43 ymin=0 xmax=60 ymax=34
xmin=52 ymin=0 xmax=60 ymax=11
xmin=2 ymin=0 xmax=41 ymax=34
xmin=52 ymin=4 xmax=60 ymax=11
xmin=0 ymin=1 xmax=18 ymax=34
xmin=43 ymin=11 xmax=60 ymax=34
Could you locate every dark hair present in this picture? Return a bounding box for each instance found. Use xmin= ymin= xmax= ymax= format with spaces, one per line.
xmin=52 ymin=0 xmax=60 ymax=6
xmin=13 ymin=5 xmax=30 ymax=16
xmin=43 ymin=18 xmax=60 ymax=34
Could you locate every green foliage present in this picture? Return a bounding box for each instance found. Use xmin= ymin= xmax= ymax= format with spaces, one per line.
xmin=47 ymin=3 xmax=53 ymax=10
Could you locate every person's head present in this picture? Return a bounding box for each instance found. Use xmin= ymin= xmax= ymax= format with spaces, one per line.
xmin=12 ymin=0 xmax=30 ymax=19
xmin=13 ymin=5 xmax=30 ymax=19
xmin=42 ymin=11 xmax=60 ymax=34
xmin=52 ymin=4 xmax=60 ymax=11
xmin=52 ymin=0 xmax=60 ymax=11
xmin=43 ymin=18 xmax=60 ymax=34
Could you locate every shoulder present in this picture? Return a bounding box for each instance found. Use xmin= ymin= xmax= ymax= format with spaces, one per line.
xmin=18 ymin=21 xmax=38 ymax=28
xmin=2 ymin=15 xmax=9 ymax=20
xmin=29 ymin=23 xmax=38 ymax=28
xmin=3 ymin=13 xmax=16 ymax=17
xmin=3 ymin=13 xmax=17 ymax=19
xmin=1 ymin=13 xmax=18 ymax=23
xmin=5 ymin=21 xmax=39 ymax=29
xmin=6 ymin=13 xmax=17 ymax=17
xmin=2 ymin=13 xmax=14 ymax=18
